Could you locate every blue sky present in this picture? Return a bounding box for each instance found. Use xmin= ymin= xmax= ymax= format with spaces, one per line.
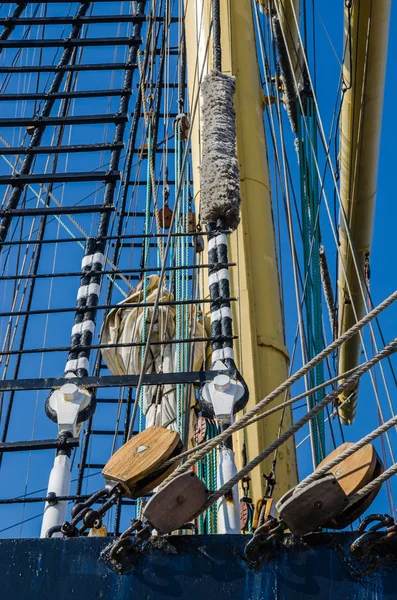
xmin=269 ymin=1 xmax=397 ymax=516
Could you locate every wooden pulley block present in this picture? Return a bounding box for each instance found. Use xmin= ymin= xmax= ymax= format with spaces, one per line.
xmin=175 ymin=113 xmax=190 ymax=140
xmin=143 ymin=471 xmax=208 ymax=534
xmin=138 ymin=143 xmax=148 ymax=159
xmin=252 ymin=497 xmax=274 ymax=531
xmin=194 ymin=416 xmax=207 ymax=445
xmin=26 ymin=125 xmax=35 ymax=136
xmin=240 ymin=498 xmax=255 ymax=531
xmin=158 ymin=205 xmax=173 ymax=229
xmin=317 ymin=442 xmax=378 ymax=496
xmin=276 ymin=473 xmax=349 ymax=536
xmin=240 ymin=500 xmax=250 ymax=530
xmin=192 ymin=233 xmax=205 ymax=254
xmin=318 ymin=443 xmax=384 ymax=530
xmin=102 ymin=426 xmax=182 ymax=499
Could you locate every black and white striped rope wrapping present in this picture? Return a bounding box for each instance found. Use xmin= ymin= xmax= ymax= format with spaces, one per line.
xmin=207 ymin=220 xmax=234 ymax=366
xmin=64 ymin=238 xmax=105 ymax=378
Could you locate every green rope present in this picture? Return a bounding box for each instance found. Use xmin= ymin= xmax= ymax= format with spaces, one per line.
xmin=297 ymin=98 xmax=325 ymax=465
xmin=137 ymin=117 xmax=153 ymax=518
xmin=196 ymin=420 xmax=219 ymax=534
xmin=174 ymin=122 xmax=191 ymax=439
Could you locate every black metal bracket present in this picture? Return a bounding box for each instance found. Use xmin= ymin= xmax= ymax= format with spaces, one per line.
xmin=0 ymin=369 xmax=236 ymax=392
xmin=0 ymin=437 xmax=79 ymax=453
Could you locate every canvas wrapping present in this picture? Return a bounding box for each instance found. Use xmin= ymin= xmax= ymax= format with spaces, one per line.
xmin=100 ymin=275 xmax=207 ymax=429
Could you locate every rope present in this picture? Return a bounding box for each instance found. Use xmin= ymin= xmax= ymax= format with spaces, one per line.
xmin=351 ymin=462 xmax=397 ymax=501
xmin=200 ymin=336 xmax=397 ymax=511
xmin=211 ymin=0 xmax=222 ymax=71
xmin=297 ymin=98 xmax=325 ymax=465
xmin=126 ymin=19 xmax=215 ymax=439
xmin=161 ymin=289 xmax=397 ymax=478
xmin=295 ymin=411 xmax=397 ymax=494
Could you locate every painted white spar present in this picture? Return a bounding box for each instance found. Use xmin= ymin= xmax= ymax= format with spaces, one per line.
xmin=217 ymin=446 xmax=240 ymax=534
xmin=40 ymin=383 xmax=92 ymax=538
xmin=201 ymin=362 xmax=246 ymax=533
xmin=40 ymin=454 xmax=72 ymax=538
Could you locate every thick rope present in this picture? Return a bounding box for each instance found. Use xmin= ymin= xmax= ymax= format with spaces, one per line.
xmin=295 ymin=412 xmax=397 ymax=494
xmin=351 ymin=462 xmax=397 ymax=501
xmin=200 ymin=336 xmax=397 ymax=511
xmin=162 ymin=289 xmax=397 ymax=480
xmin=161 ymin=365 xmax=361 ymax=468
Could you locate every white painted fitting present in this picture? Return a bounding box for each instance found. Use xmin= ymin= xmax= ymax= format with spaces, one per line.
xmin=60 ymin=383 xmax=80 ymax=402
xmin=217 ymin=446 xmax=240 ymax=534
xmin=214 ymin=374 xmax=232 ymax=392
xmin=40 ymin=454 xmax=72 ymax=538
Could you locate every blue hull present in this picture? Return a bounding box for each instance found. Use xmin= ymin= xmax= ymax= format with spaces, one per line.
xmin=0 ymin=534 xmax=396 ymax=599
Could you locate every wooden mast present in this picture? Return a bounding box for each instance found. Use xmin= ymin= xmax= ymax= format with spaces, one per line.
xmin=184 ymin=0 xmax=298 ymax=504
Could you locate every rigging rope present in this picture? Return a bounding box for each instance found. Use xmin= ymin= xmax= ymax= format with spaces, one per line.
xmin=126 ymin=18 xmax=214 ymax=439
xmin=161 ymin=288 xmax=397 ymax=476
xmin=200 ymin=335 xmax=397 ymax=511
xmin=274 ymin=0 xmax=396 ymax=429
xmin=296 ymin=97 xmax=326 ymax=466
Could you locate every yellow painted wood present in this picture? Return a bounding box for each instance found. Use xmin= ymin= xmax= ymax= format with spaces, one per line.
xmin=184 ymin=0 xmax=298 ymax=505
xmin=337 ymin=0 xmax=391 ymax=423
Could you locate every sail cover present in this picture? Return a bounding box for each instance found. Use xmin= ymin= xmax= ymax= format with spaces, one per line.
xmin=100 ymin=275 xmax=207 ymax=429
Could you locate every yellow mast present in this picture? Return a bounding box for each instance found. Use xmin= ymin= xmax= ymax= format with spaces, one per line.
xmin=185 ymin=0 xmax=297 ymax=503
xmin=337 ymin=0 xmax=391 ymax=424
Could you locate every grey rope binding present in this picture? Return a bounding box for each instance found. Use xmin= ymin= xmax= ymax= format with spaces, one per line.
xmin=198 ymin=4 xmax=248 ymax=416
xmin=211 ymin=0 xmax=222 ymax=72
